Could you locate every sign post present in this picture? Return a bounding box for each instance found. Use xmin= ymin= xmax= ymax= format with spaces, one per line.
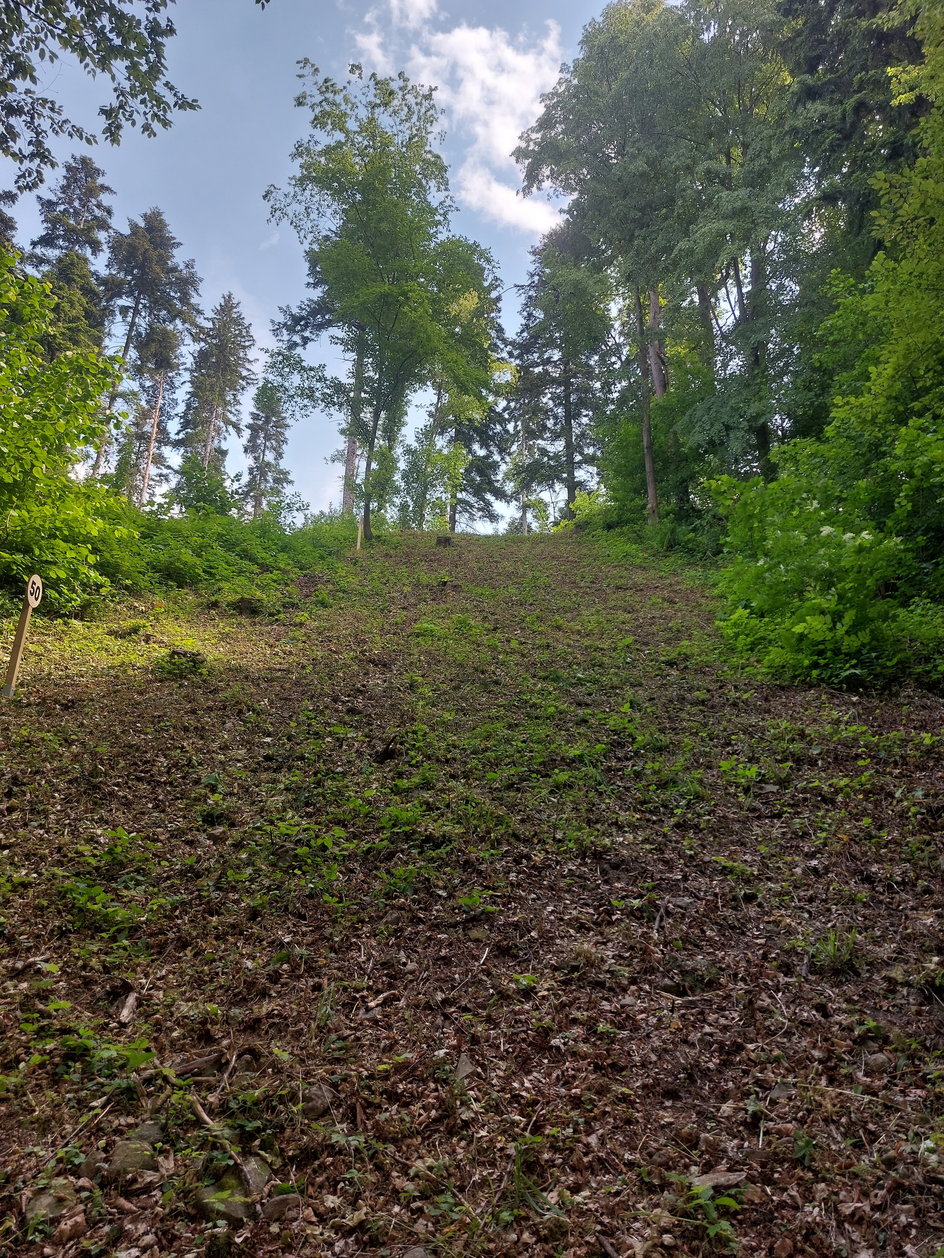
xmin=2 ymin=575 xmax=43 ymax=698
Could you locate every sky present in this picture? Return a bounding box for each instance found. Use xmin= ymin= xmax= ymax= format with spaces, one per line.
xmin=5 ymin=0 xmax=603 ymax=511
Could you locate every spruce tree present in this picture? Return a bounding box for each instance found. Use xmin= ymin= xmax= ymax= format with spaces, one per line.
xmin=242 ymin=380 xmax=292 ymax=517
xmin=27 ymin=155 xmax=115 ymax=358
xmin=30 ymin=155 xmax=114 ymax=264
xmin=97 ymin=207 xmax=200 ymax=472
xmin=177 ymin=292 xmax=255 ymax=473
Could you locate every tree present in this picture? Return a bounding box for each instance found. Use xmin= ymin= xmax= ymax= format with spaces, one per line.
xmin=516 ymin=0 xmax=800 ymax=495
xmin=30 ymin=155 xmax=114 ymax=263
xmin=177 ymin=292 xmax=255 ymax=472
xmin=510 ymin=229 xmax=615 ymax=521
xmin=127 ymin=322 xmax=182 ymax=501
xmin=0 ymin=247 xmax=132 ymax=600
xmin=0 ymin=0 xmax=277 ymax=190
xmin=98 ymin=206 xmax=200 ymax=470
xmin=714 ymin=0 xmax=944 ymax=683
xmin=26 ymin=155 xmax=115 ymax=359
xmin=267 ymin=64 xmax=490 ymax=540
xmin=243 ymin=379 xmax=293 ymax=517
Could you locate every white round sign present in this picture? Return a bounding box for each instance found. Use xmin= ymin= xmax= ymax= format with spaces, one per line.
xmin=26 ymin=575 xmax=43 ymax=608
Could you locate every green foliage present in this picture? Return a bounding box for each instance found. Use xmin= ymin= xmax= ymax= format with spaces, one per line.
xmin=714 ymin=0 xmax=944 ymax=686
xmin=0 ymin=249 xmax=136 ymax=604
xmin=0 ymin=0 xmax=202 ymax=190
xmin=714 ymin=467 xmax=944 ymax=685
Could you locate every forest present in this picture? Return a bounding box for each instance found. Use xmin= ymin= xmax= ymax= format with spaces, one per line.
xmin=0 ymin=0 xmax=941 ymax=685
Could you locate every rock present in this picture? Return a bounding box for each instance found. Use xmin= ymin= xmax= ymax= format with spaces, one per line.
xmin=302 ymin=1082 xmax=338 ymax=1119
xmin=404 ymin=1249 xmax=431 ymax=1258
xmin=195 ymin=1156 xmax=272 ymax=1224
xmin=865 ymin=1052 xmax=892 ymax=1074
xmin=195 ymin=1171 xmax=252 ymax=1224
xmin=466 ymin=926 xmax=489 ymax=942
xmin=242 ymin=1155 xmax=273 ymax=1197
xmin=25 ymin=1177 xmax=78 ymax=1226
xmin=81 ymin=1151 xmax=106 ymax=1181
xmin=108 ymin=1123 xmax=163 ymax=1179
xmin=131 ymin=1120 xmax=164 ymax=1145
xmin=690 ymin=1171 xmax=746 ymax=1190
xmin=455 ymin=1052 xmax=476 ymax=1083
xmin=262 ymin=1193 xmax=304 ymax=1221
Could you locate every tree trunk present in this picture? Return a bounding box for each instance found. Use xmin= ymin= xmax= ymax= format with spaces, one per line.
xmin=252 ymin=432 xmax=268 ymax=519
xmin=138 ymin=370 xmax=166 ymax=505
xmin=342 ymin=338 xmax=365 ymax=515
xmin=695 ymin=283 xmax=716 ymax=370
xmin=648 ymin=289 xmax=668 ymax=399
xmin=634 ymin=288 xmax=659 ymax=527
xmin=94 ymin=290 xmax=142 ymax=475
xmin=448 ymin=422 xmax=459 ymax=533
xmin=361 ymin=398 xmax=383 ymax=542
xmin=201 ymin=405 xmax=218 ymax=471
xmin=749 ymin=252 xmax=774 ymax=481
xmin=517 ymin=407 xmax=530 ymax=534
xmin=560 ymin=361 xmax=577 ymax=520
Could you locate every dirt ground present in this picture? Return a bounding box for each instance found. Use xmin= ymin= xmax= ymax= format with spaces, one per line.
xmin=0 ymin=533 xmax=942 ymax=1257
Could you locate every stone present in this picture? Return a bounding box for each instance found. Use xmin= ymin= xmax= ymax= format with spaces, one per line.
xmin=865 ymin=1052 xmax=892 ymax=1074
xmin=262 ymin=1193 xmax=304 ymax=1221
xmin=302 ymin=1082 xmax=338 ymax=1119
xmin=195 ymin=1171 xmax=252 ymax=1224
xmin=24 ymin=1177 xmax=78 ymax=1226
xmin=195 ymin=1156 xmax=272 ymax=1224
xmin=81 ymin=1151 xmax=106 ymax=1181
xmin=403 ymin=1249 xmax=431 ymax=1258
xmin=131 ymin=1121 xmax=163 ymax=1145
xmin=242 ymin=1155 xmax=273 ymax=1197
xmin=108 ymin=1123 xmax=163 ymax=1179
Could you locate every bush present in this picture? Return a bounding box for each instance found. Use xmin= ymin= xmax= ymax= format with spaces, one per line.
xmin=714 ymin=468 xmax=944 ymax=687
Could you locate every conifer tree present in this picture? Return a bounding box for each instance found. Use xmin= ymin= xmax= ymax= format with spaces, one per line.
xmin=243 ymin=380 xmax=292 ymax=517
xmin=30 ymin=155 xmax=114 ymax=263
xmin=177 ymin=292 xmax=255 ymax=473
xmin=27 ymin=156 xmax=115 ymax=359
xmin=98 ymin=207 xmax=200 ymax=472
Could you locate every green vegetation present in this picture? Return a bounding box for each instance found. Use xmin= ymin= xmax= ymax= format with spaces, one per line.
xmin=1 ymin=534 xmax=942 ymax=1254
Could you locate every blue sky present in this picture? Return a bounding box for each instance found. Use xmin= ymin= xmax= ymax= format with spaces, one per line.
xmin=5 ymin=0 xmax=602 ymax=510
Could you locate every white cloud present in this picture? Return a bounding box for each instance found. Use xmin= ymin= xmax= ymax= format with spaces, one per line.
xmin=258 ymin=230 xmax=280 ymax=251
xmin=409 ymin=23 xmax=562 ymax=169
xmin=346 ymin=13 xmax=564 ymax=236
xmin=406 ymin=22 xmax=564 ymax=234
xmin=352 ymin=24 xmax=395 ymax=74
xmin=456 ymin=160 xmax=560 ymax=235
xmin=389 ymin=0 xmax=437 ymax=28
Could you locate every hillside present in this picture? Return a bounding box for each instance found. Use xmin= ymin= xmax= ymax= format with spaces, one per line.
xmin=1 ymin=533 xmax=942 ymax=1258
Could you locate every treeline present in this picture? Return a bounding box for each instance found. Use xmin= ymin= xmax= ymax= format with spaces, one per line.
xmin=2 ymin=158 xmax=289 ymax=514
xmin=503 ymin=0 xmax=944 ymax=685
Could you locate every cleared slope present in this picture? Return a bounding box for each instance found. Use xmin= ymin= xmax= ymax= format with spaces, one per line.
xmin=0 ymin=533 xmax=942 ymax=1257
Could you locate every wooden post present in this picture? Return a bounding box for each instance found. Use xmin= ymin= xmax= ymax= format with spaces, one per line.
xmin=2 ymin=575 xmax=43 ymax=698
xmin=356 ymin=519 xmax=364 ymax=552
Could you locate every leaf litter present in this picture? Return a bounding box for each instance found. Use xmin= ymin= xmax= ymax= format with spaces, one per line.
xmin=0 ymin=532 xmax=942 ymax=1257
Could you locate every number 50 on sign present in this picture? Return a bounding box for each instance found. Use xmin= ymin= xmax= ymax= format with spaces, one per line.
xmin=2 ymin=575 xmax=43 ymax=698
